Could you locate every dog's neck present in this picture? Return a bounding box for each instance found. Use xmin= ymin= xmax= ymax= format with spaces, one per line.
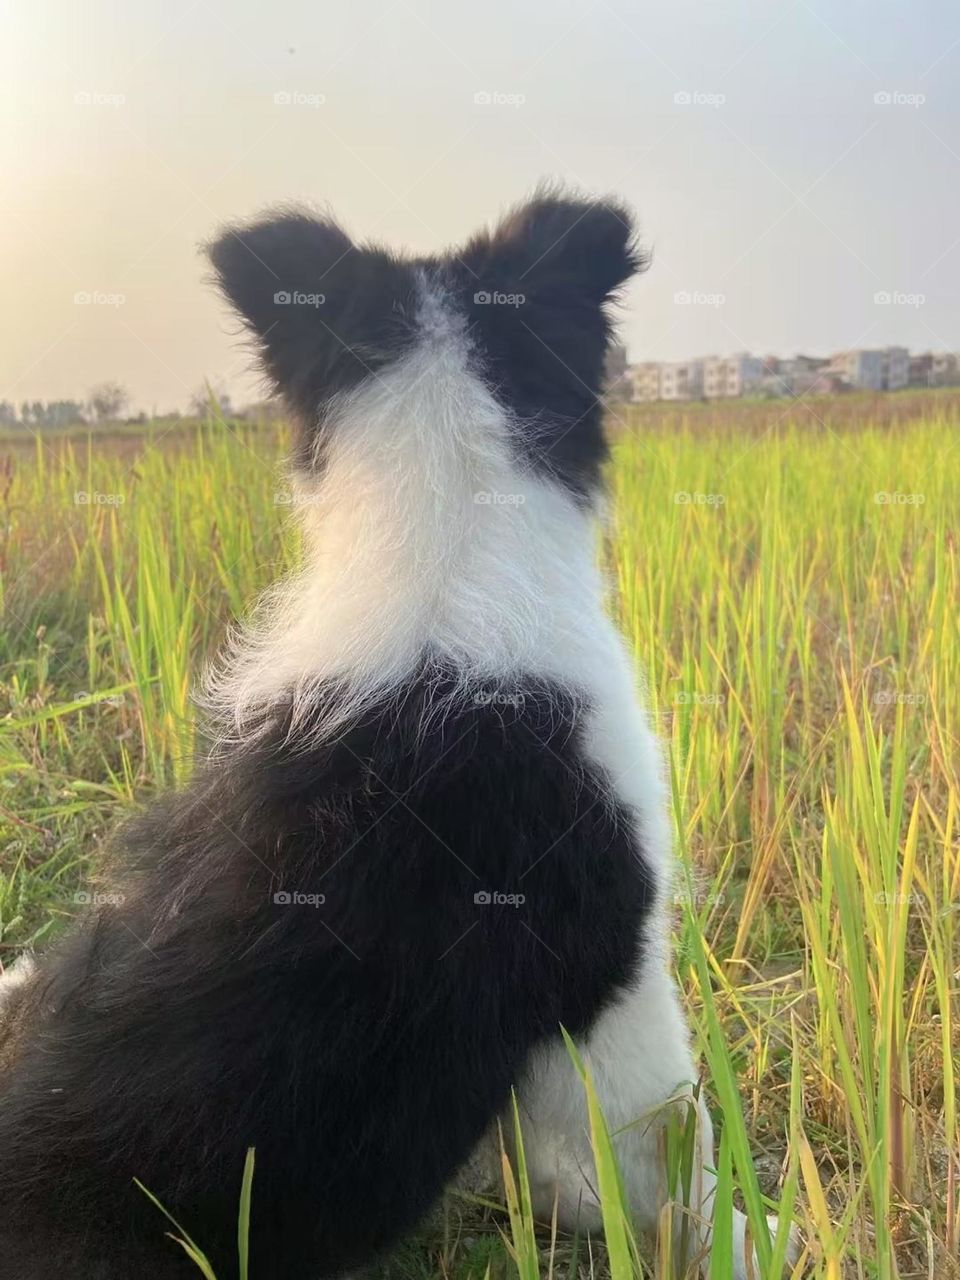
xmin=204 ymin=325 xmax=613 ymax=740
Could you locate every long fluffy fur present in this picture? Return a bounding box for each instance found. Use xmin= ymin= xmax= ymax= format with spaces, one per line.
xmin=201 ymin=276 xmax=622 ymax=744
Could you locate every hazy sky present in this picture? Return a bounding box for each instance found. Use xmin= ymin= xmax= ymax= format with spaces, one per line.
xmin=3 ymin=0 xmax=959 ymax=413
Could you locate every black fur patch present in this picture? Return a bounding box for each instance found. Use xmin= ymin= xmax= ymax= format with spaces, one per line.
xmin=0 ymin=666 xmax=653 ymax=1279
xmin=207 ymin=210 xmax=420 ymax=472
xmin=444 ymin=192 xmax=644 ymax=499
xmin=207 ymin=189 xmax=645 ymax=494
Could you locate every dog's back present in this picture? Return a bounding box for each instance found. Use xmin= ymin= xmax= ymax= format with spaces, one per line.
xmin=0 ymin=677 xmax=650 ymax=1276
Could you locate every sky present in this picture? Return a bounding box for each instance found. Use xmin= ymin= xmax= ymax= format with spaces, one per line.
xmin=2 ymin=0 xmax=959 ymax=414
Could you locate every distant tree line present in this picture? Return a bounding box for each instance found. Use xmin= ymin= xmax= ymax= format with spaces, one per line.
xmin=0 ymin=381 xmax=285 ymax=430
xmin=0 ymin=382 xmax=130 ymax=429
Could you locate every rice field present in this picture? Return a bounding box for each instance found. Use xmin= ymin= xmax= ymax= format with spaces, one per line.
xmin=1 ymin=391 xmax=958 ymax=1278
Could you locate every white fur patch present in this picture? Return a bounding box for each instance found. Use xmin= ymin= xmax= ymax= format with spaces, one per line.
xmin=202 ymin=277 xmax=653 ymax=762
xmin=0 ymin=952 xmax=36 ymax=1014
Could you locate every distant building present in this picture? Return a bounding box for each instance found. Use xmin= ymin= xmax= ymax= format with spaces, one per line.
xmin=758 ymin=361 xmax=790 ymax=396
xmin=704 ymin=353 xmax=764 ymax=398
xmin=760 ymin=355 xmax=828 ymax=397
xmin=605 ymin=344 xmax=628 ymax=380
xmin=813 ymin=372 xmax=848 ymax=396
xmin=883 ymin=347 xmax=909 ymax=390
xmin=828 ymin=349 xmax=885 ymax=390
xmin=660 ymin=360 xmax=704 ymax=401
xmin=828 ymin=347 xmax=908 ymax=391
xmin=621 ymin=347 xmax=954 ymax=404
xmin=758 ymin=373 xmax=786 ymax=397
xmin=791 ymin=356 xmax=830 ymax=391
xmin=603 ymin=344 xmax=630 ymax=399
xmin=909 ymin=353 xmax=934 ymax=387
xmin=630 ymin=362 xmax=662 ymax=401
xmin=703 ymin=357 xmax=723 ymax=397
xmin=793 ymin=354 xmax=828 ymax=374
xmin=912 ymin=351 xmax=960 ymax=387
xmin=932 ymin=352 xmax=959 ymax=385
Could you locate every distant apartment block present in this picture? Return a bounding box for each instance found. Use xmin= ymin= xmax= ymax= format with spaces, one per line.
xmin=703 ymin=354 xmax=764 ymax=398
xmin=909 ymin=353 xmax=934 ymax=386
xmin=785 ymin=355 xmax=831 ymax=395
xmin=826 ymin=347 xmax=908 ymax=391
xmin=932 ymin=351 xmax=959 ymax=385
xmin=603 ymin=343 xmax=630 ymax=398
xmin=630 ymin=362 xmax=662 ymax=401
xmin=911 ymin=352 xmax=960 ymax=386
xmin=885 ymin=346 xmax=910 ymax=390
xmin=660 ymin=360 xmax=704 ymax=400
xmin=908 ymin=351 xmax=960 ymax=386
xmin=624 ymin=347 xmax=958 ymax=403
xmin=827 ymin=350 xmax=883 ymax=390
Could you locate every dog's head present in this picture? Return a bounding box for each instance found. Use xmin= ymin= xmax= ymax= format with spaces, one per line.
xmin=207 ymin=189 xmax=644 ymax=500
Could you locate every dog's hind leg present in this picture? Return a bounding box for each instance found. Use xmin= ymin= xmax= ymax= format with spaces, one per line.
xmin=511 ymin=964 xmax=798 ymax=1279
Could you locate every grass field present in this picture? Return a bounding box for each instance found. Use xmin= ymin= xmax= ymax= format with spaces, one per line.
xmin=1 ymin=391 xmax=958 ymax=1278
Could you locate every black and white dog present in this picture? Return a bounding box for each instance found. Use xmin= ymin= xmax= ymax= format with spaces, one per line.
xmin=0 ymin=191 xmax=790 ymax=1279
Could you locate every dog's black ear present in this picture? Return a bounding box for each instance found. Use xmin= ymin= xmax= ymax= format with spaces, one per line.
xmin=207 ymin=210 xmax=415 ymax=429
xmin=465 ymin=193 xmax=644 ymax=303
xmin=451 ymin=192 xmax=646 ymax=500
xmin=208 ymin=212 xmax=352 ymax=340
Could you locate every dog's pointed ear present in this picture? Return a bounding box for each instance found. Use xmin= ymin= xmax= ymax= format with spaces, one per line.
xmin=451 ymin=193 xmax=646 ymax=499
xmin=206 ymin=210 xmax=414 ymax=429
xmin=466 ymin=193 xmax=644 ymax=303
xmin=208 ymin=212 xmax=352 ymax=339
